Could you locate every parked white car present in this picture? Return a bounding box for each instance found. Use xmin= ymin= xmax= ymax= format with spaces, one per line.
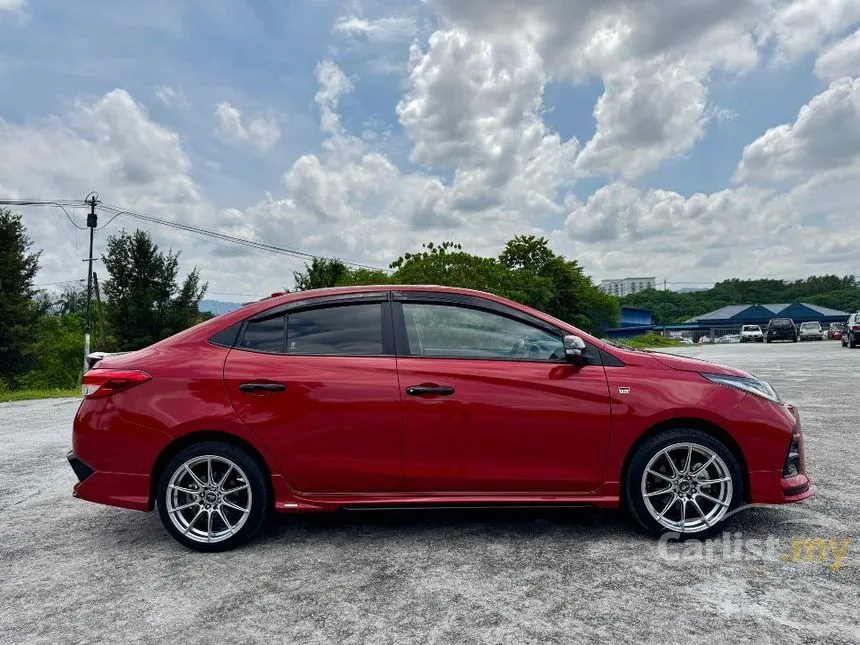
xmin=716 ymin=334 xmax=741 ymax=344
xmin=739 ymin=325 xmax=763 ymax=343
xmin=798 ymin=321 xmax=824 ymax=341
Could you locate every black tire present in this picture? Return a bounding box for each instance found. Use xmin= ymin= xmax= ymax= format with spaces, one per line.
xmin=850 ymin=334 xmax=857 ymax=349
xmin=624 ymin=428 xmax=744 ymax=539
xmin=766 ymin=338 xmax=771 ymax=343
xmin=156 ymin=441 xmax=270 ymax=552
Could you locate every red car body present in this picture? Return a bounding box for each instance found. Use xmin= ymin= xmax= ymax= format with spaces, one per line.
xmin=70 ymin=286 xmax=813 ymax=523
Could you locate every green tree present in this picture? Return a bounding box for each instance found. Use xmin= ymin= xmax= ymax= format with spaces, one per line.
xmin=0 ymin=209 xmax=41 ymax=386
xmin=335 ymin=267 xmax=391 ymax=286
xmin=55 ymin=281 xmax=88 ymax=315
xmin=499 ymin=236 xmax=619 ymax=334
xmin=102 ymin=230 xmax=208 ymax=351
xmin=622 ymin=274 xmax=860 ymax=321
xmin=22 ymin=313 xmax=85 ymax=390
xmin=390 ymin=242 xmax=510 ymax=292
xmin=293 ymin=257 xmax=350 ymax=291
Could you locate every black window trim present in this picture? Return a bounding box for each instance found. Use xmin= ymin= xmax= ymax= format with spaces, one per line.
xmin=248 ymin=291 xmax=389 ymax=322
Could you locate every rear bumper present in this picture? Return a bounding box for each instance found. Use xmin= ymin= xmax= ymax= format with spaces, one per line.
xmin=67 ymin=450 xmax=151 ymax=511
xmin=67 ymin=450 xmax=94 ymax=483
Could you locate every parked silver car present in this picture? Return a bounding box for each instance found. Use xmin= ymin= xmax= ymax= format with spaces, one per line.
xmin=798 ymin=321 xmax=824 ymax=341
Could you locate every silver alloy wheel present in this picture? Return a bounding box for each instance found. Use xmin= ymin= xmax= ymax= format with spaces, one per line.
xmin=165 ymin=455 xmax=253 ymax=544
xmin=640 ymin=442 xmax=733 ymax=534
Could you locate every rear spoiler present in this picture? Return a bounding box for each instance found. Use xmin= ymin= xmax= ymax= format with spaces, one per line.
xmin=85 ymin=352 xmax=129 ymax=370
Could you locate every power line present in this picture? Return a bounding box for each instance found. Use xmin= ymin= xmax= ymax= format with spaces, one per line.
xmin=33 ymin=279 xmax=86 ymax=288
xmin=0 ymin=199 xmax=88 ymax=230
xmin=98 ymin=202 xmax=389 ymax=272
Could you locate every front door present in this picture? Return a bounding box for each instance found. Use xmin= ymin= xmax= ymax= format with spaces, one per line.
xmin=394 ymin=298 xmax=612 ymax=493
xmin=224 ymin=299 xmax=402 ymax=494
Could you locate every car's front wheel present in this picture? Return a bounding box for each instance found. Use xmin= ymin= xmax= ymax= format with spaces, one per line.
xmin=624 ymin=429 xmax=743 ymax=538
xmin=156 ymin=441 xmax=270 ymax=551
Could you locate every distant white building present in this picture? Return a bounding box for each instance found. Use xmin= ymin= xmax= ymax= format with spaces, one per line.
xmin=599 ymin=277 xmax=656 ymax=297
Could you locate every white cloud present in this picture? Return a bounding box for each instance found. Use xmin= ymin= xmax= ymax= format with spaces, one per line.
xmin=575 ymin=59 xmax=709 ymax=179
xmin=736 ymin=77 xmax=860 ymax=182
xmin=0 ymin=0 xmax=24 ymax=11
xmin=396 ymin=30 xmax=578 ymax=211
xmin=767 ymin=0 xmax=860 ymax=61
xmin=5 ymin=1 xmax=860 ymax=297
xmin=154 ymin=85 xmax=190 ymax=110
xmin=214 ymin=102 xmax=281 ymax=152
xmin=815 ymin=27 xmax=860 ymax=79
xmin=0 ymin=89 xmax=204 ymax=281
xmin=419 ymin=1 xmax=769 ymax=179
xmin=333 ymin=15 xmax=417 ymax=42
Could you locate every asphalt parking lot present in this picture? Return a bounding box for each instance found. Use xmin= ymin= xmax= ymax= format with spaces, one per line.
xmin=1 ymin=341 xmax=858 ymax=644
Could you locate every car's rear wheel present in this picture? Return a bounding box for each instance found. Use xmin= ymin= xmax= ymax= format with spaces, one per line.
xmin=624 ymin=429 xmax=743 ymax=539
xmin=156 ymin=441 xmax=270 ymax=551
xmin=850 ymin=334 xmax=857 ymax=348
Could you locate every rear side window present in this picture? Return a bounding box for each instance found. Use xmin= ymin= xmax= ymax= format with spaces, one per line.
xmin=287 ymin=304 xmax=383 ymax=355
xmin=239 ymin=315 xmax=286 ymax=353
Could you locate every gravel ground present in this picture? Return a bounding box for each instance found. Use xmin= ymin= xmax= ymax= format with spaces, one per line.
xmin=0 ymin=341 xmax=858 ymax=645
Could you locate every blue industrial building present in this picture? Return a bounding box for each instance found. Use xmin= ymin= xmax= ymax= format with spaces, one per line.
xmin=665 ymin=302 xmax=850 ymax=341
xmin=605 ymin=302 xmax=850 ymax=340
xmin=605 ymin=307 xmax=655 ymax=339
xmin=683 ymin=302 xmax=849 ymax=327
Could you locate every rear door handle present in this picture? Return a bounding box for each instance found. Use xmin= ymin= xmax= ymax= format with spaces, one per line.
xmin=405 ymin=385 xmax=455 ymax=397
xmin=239 ymin=382 xmax=287 ymax=393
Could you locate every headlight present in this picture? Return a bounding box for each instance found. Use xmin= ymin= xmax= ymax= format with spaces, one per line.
xmin=701 ymin=373 xmax=782 ymax=403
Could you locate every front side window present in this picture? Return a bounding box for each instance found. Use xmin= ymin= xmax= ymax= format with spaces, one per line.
xmin=287 ymin=303 xmax=383 ymax=355
xmin=402 ymin=303 xmax=564 ymax=360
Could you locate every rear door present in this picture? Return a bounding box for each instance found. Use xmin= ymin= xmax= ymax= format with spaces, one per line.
xmin=224 ymin=294 xmax=403 ymax=494
xmin=392 ymin=293 xmax=612 ymax=493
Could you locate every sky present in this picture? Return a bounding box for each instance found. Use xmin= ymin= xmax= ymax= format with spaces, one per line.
xmin=1 ymin=0 xmax=860 ymax=301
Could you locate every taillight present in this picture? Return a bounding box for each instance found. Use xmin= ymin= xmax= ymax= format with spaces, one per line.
xmin=82 ymin=369 xmax=151 ymax=399
xmin=852 ymin=325 xmax=860 ymax=332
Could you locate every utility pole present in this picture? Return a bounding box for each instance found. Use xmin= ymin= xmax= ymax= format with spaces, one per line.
xmin=83 ymin=193 xmax=99 ymax=381
xmin=93 ymin=271 xmax=105 ymax=349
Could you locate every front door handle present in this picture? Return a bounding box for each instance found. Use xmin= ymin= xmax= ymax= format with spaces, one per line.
xmin=405 ymin=384 xmax=455 ymax=397
xmin=239 ymin=382 xmax=287 ymax=393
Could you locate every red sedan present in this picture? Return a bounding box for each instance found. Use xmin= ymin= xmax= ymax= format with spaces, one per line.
xmin=69 ymin=286 xmax=814 ymax=551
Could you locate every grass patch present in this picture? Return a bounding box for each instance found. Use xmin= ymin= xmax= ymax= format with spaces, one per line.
xmin=619 ymin=333 xmax=684 ymax=349
xmin=0 ymin=388 xmax=81 ymax=403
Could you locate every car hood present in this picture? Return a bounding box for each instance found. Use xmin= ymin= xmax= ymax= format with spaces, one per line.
xmin=647 ymin=351 xmax=748 ymax=377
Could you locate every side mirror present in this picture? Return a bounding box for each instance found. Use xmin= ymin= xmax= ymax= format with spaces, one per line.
xmin=563 ymin=335 xmax=586 ymax=362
